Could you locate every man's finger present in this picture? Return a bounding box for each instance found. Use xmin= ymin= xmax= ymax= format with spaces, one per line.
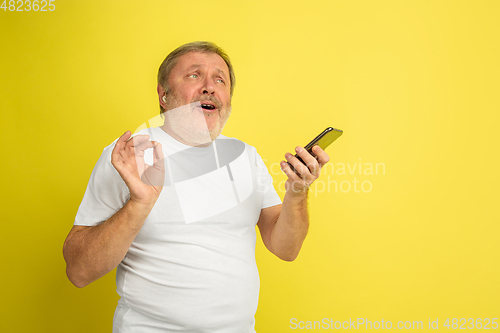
xmin=127 ymin=134 xmax=151 ymax=148
xmin=294 ymin=146 xmax=320 ymax=177
xmin=312 ymin=146 xmax=330 ymax=167
xmin=134 ymin=140 xmax=157 ymax=154
xmin=152 ymin=142 xmax=165 ymax=170
xmin=153 ymin=142 xmax=164 ymax=161
xmin=285 ymin=152 xmax=310 ymax=178
xmin=112 ymin=131 xmax=133 ymax=165
xmin=142 ymin=142 xmax=165 ymax=187
xmin=113 ymin=131 xmax=132 ymax=152
xmin=280 ymin=160 xmax=300 ymax=181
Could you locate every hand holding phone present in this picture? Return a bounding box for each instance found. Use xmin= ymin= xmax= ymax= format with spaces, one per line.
xmin=282 ymin=127 xmax=343 ymax=195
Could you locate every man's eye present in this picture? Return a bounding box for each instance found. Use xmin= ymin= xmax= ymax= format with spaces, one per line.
xmin=189 ymin=74 xmax=198 ymax=78
xmin=216 ymin=78 xmax=225 ymax=84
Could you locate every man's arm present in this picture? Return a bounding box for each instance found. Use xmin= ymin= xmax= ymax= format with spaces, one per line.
xmin=63 ymin=131 xmax=164 ymax=288
xmin=257 ymin=145 xmax=329 ymax=261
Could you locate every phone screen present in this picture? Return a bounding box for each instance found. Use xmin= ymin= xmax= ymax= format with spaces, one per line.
xmin=304 ymin=127 xmax=343 ymax=153
xmin=292 ymin=127 xmax=343 ymax=167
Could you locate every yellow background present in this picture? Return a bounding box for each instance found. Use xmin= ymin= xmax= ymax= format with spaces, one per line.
xmin=1 ymin=0 xmax=499 ymax=331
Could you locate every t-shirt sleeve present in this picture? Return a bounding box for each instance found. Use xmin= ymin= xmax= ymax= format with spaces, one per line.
xmin=253 ymin=148 xmax=282 ymax=209
xmin=74 ymin=141 xmax=130 ymax=226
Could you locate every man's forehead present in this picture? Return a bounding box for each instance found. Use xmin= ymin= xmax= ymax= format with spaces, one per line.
xmin=177 ymin=52 xmax=229 ymax=76
xmin=186 ymin=64 xmax=228 ymax=77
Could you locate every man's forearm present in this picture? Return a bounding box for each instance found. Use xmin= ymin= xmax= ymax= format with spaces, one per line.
xmin=270 ymin=192 xmax=309 ymax=261
xmin=265 ymin=143 xmax=329 ymax=261
xmin=63 ymin=200 xmax=153 ymax=287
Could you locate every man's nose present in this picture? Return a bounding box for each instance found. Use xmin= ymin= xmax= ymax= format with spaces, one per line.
xmin=200 ymin=77 xmax=215 ymax=95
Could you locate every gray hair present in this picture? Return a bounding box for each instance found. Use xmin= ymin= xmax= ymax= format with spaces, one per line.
xmin=158 ymin=41 xmax=235 ymax=114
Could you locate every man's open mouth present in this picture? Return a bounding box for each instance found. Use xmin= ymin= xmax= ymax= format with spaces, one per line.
xmin=201 ymin=104 xmax=216 ymax=110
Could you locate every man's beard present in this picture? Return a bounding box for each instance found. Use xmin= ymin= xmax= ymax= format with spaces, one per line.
xmin=162 ymin=91 xmax=231 ymax=147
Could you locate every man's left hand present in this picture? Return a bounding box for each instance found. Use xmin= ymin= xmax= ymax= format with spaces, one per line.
xmin=280 ymin=145 xmax=330 ymax=196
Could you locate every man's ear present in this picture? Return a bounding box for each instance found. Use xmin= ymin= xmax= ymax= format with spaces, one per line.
xmin=157 ymin=84 xmax=167 ymax=109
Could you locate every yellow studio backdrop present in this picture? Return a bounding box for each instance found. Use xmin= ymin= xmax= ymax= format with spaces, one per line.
xmin=1 ymin=0 xmax=499 ymax=332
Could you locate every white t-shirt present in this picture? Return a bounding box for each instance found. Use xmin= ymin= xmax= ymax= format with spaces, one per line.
xmin=75 ymin=127 xmax=282 ymax=332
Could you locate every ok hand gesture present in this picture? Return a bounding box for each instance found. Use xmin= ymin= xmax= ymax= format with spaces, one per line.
xmin=111 ymin=131 xmax=165 ymax=208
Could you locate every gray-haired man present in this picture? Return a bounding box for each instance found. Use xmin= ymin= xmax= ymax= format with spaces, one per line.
xmin=64 ymin=41 xmax=330 ymax=332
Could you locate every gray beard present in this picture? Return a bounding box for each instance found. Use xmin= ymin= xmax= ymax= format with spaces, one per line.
xmin=163 ymin=95 xmax=231 ymax=147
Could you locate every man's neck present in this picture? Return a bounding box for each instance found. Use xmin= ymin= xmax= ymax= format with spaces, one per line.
xmin=160 ymin=123 xmax=214 ymax=148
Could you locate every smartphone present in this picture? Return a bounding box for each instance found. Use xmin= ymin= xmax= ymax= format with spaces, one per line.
xmin=293 ymin=127 xmax=343 ymax=166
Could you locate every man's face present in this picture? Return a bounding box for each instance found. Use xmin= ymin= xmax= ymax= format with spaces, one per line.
xmin=163 ymin=51 xmax=232 ymax=143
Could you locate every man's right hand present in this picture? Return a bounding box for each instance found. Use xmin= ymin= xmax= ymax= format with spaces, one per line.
xmin=64 ymin=131 xmax=165 ymax=288
xmin=111 ymin=131 xmax=165 ymax=208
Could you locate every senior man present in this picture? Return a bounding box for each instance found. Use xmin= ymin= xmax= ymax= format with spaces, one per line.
xmin=63 ymin=41 xmax=330 ymax=332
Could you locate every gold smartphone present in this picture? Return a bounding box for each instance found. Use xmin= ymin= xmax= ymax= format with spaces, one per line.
xmin=294 ymin=127 xmax=343 ymax=166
